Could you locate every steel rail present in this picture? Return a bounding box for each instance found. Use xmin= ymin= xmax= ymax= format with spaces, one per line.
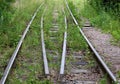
xmin=60 ymin=9 xmax=67 ymax=75
xmin=40 ymin=8 xmax=49 ymax=75
xmin=64 ymin=0 xmax=117 ymax=82
xmin=0 ymin=3 xmax=44 ymax=84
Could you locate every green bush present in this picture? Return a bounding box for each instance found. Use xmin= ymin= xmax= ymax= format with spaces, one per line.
xmin=0 ymin=0 xmax=15 ymax=23
xmin=68 ymin=0 xmax=120 ymax=44
xmin=0 ymin=0 xmax=16 ymax=48
xmin=89 ymin=0 xmax=120 ymax=19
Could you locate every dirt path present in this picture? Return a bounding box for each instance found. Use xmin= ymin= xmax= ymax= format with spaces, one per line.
xmin=82 ymin=21 xmax=120 ymax=80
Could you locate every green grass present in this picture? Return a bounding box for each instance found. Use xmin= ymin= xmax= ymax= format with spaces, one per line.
xmin=0 ymin=0 xmax=54 ymax=83
xmin=99 ymin=75 xmax=108 ymax=84
xmin=66 ymin=8 xmax=88 ymax=51
xmin=1 ymin=0 xmax=116 ymax=83
xmin=67 ymin=24 xmax=87 ymax=51
xmin=6 ymin=3 xmax=52 ymax=83
xmin=43 ymin=0 xmax=65 ymax=72
xmin=6 ymin=4 xmax=45 ymax=84
xmin=68 ymin=0 xmax=120 ymax=46
xmin=64 ymin=1 xmax=111 ymax=83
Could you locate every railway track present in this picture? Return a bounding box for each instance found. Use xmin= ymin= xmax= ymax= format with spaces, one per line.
xmin=40 ymin=1 xmax=115 ymax=83
xmin=64 ymin=0 xmax=117 ymax=83
xmin=0 ymin=0 xmax=118 ymax=84
xmin=0 ymin=3 xmax=44 ymax=84
xmin=40 ymin=5 xmax=68 ymax=83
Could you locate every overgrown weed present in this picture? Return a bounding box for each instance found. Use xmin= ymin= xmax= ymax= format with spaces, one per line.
xmin=68 ymin=0 xmax=120 ymax=45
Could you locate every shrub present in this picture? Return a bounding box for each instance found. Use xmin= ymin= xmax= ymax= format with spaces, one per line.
xmin=0 ymin=0 xmax=15 ymax=23
xmin=89 ymin=0 xmax=120 ymax=19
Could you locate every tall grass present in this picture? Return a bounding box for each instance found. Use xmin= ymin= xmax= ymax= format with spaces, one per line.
xmin=0 ymin=0 xmax=43 ymax=48
xmin=0 ymin=0 xmax=43 ymax=79
xmin=68 ymin=0 xmax=120 ymax=46
xmin=0 ymin=0 xmax=15 ymax=23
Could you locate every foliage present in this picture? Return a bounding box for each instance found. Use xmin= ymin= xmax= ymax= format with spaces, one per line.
xmin=89 ymin=0 xmax=120 ymax=19
xmin=84 ymin=0 xmax=120 ymax=44
xmin=68 ymin=0 xmax=120 ymax=45
xmin=0 ymin=0 xmax=16 ymax=48
xmin=0 ymin=0 xmax=15 ymax=22
xmin=0 ymin=0 xmax=43 ymax=82
xmin=0 ymin=0 xmax=15 ymax=10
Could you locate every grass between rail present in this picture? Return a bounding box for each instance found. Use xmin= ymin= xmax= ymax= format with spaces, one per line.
xmin=6 ymin=1 xmax=52 ymax=84
xmin=0 ymin=0 xmax=53 ymax=83
xmin=43 ymin=0 xmax=65 ymax=79
xmin=7 ymin=6 xmax=51 ymax=83
xmin=0 ymin=0 xmax=115 ymax=83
